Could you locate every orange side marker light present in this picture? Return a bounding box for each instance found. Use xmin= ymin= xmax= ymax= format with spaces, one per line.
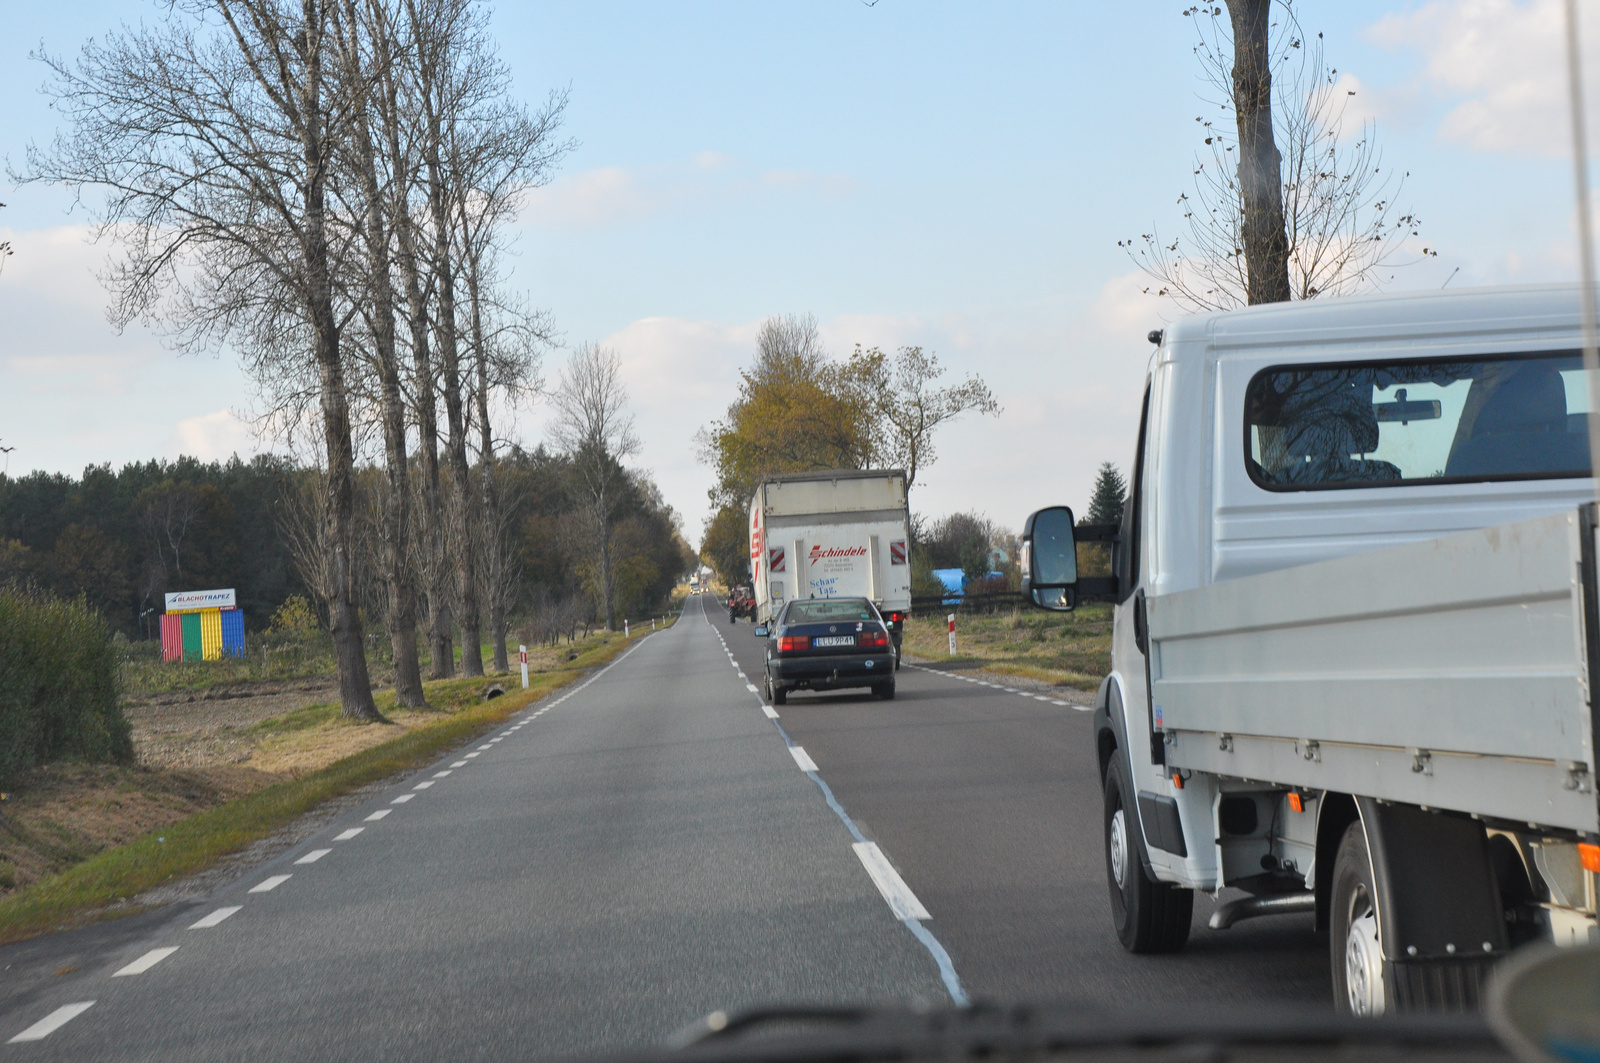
xmin=1287 ymin=792 xmax=1304 ymax=814
xmin=1580 ymin=842 xmax=1600 ymax=873
xmin=1171 ymin=773 xmax=1183 ymax=790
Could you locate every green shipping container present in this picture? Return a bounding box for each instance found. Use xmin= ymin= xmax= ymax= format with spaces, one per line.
xmin=181 ymin=612 xmax=203 ymax=662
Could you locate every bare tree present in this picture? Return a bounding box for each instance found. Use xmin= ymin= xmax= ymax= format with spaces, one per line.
xmin=550 ymin=343 xmax=639 ymax=631
xmin=25 ymin=0 xmax=381 ymax=720
xmin=1121 ymin=1 xmax=1428 ymax=312
xmin=331 ymin=0 xmax=426 ymax=706
xmin=846 ymin=346 xmax=999 ymax=509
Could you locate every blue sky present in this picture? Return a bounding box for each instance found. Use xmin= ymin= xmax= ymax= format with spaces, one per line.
xmin=0 ymin=1 xmax=1590 ymax=541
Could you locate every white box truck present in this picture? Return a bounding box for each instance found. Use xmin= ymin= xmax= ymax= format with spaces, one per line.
xmin=749 ymin=470 xmax=912 ymax=660
xmin=1018 ymin=284 xmax=1600 ymax=1017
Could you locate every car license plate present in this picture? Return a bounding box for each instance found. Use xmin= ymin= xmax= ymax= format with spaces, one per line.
xmin=813 ymin=635 xmax=855 ymax=647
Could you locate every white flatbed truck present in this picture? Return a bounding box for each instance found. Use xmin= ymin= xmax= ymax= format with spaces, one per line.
xmin=749 ymin=470 xmax=912 ymax=660
xmin=1019 ymin=285 xmax=1600 ymax=1015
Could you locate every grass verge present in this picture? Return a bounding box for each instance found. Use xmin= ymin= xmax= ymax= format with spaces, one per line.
xmin=901 ymin=604 xmax=1112 ymax=690
xmin=0 ymin=623 xmax=658 ymax=945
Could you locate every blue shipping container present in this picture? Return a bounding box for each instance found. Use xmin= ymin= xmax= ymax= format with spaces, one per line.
xmin=221 ymin=607 xmax=245 ymax=658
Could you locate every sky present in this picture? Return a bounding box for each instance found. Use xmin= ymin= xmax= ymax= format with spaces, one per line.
xmin=1 ymin=0 xmax=1595 ymax=546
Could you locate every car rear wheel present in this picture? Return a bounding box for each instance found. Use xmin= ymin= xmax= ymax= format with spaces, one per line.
xmin=873 ymin=679 xmax=896 ymax=700
xmin=770 ymin=680 xmax=787 ymax=706
xmin=1331 ymin=820 xmax=1389 ymax=1017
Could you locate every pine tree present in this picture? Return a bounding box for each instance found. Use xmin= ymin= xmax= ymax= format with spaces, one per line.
xmin=1084 ymin=462 xmax=1127 ymax=527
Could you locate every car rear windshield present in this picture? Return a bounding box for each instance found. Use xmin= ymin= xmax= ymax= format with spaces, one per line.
xmin=1244 ymin=351 xmax=1596 ymax=490
xmin=784 ymin=600 xmax=878 ymax=623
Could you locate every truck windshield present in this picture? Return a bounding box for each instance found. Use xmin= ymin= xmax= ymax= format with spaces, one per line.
xmin=1245 ymin=351 xmax=1596 ymax=489
xmin=785 ymin=599 xmax=878 ymax=623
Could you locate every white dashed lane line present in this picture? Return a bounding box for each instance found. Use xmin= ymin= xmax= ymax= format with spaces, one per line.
xmin=364 ymin=809 xmax=391 ymax=821
xmin=432 ymin=770 xmax=451 ymax=778
xmin=450 ymin=760 xmax=468 ymax=768
xmin=789 ymin=746 xmax=820 ymax=772
xmin=294 ymin=849 xmax=331 ymax=865
xmin=334 ymin=828 xmax=363 ymax=841
xmin=8 ymin=1002 xmax=95 ymax=1043
xmin=761 ymin=704 xmax=779 ymax=719
xmin=249 ymin=875 xmax=291 ymax=893
xmin=465 ymin=752 xmax=481 ymax=758
xmin=853 ymin=842 xmax=932 ymax=920
xmin=413 ymin=781 xmax=434 ymax=790
xmin=190 ymin=906 xmax=241 ymax=929
xmin=113 ymin=947 xmax=179 ymax=976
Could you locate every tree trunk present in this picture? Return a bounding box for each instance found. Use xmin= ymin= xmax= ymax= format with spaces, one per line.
xmin=299 ymin=0 xmax=379 ymax=722
xmin=1227 ymin=0 xmax=1292 ymax=305
xmin=425 ymin=126 xmax=484 ymax=678
xmin=465 ymin=246 xmax=509 ymax=671
xmin=378 ymin=58 xmax=453 ymax=680
xmin=342 ymin=0 xmax=425 ymax=708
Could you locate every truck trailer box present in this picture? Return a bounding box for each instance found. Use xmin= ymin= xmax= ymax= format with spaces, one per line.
xmin=748 ymin=471 xmax=912 ymax=639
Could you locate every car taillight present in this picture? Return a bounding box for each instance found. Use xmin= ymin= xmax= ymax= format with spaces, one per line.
xmin=778 ymin=635 xmax=809 ymax=652
xmin=887 ymin=612 xmax=904 ymax=623
xmin=859 ymin=630 xmax=889 ymax=649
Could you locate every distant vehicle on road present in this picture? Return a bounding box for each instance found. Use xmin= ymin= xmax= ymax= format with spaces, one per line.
xmin=760 ymin=596 xmax=896 ymax=704
xmin=727 ymin=585 xmax=756 ymax=623
xmin=749 ymin=470 xmax=910 ymax=667
xmin=1019 ymin=285 xmax=1600 ymax=1018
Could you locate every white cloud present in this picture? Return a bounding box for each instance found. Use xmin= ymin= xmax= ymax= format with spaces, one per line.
xmin=1367 ymin=0 xmax=1597 ymax=157
xmin=173 ymin=409 xmax=259 ymax=461
xmin=760 ymin=169 xmax=857 ymax=199
xmin=521 ymin=166 xmax=667 ymax=227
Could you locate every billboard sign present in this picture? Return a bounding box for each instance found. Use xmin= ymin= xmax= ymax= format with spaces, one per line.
xmin=165 ymin=588 xmax=238 ymax=612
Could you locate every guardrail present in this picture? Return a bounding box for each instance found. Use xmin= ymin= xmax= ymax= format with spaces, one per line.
xmin=910 ymin=592 xmax=1025 ymax=616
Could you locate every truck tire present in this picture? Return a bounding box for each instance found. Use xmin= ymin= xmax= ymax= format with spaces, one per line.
xmin=1331 ymin=820 xmax=1389 ymax=1017
xmin=1103 ymin=755 xmax=1192 ymax=953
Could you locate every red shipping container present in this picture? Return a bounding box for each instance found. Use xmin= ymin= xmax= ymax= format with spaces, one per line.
xmin=160 ymin=614 xmax=185 ymax=662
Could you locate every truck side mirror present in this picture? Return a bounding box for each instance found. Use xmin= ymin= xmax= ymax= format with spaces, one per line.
xmin=1021 ymin=505 xmax=1078 ymax=612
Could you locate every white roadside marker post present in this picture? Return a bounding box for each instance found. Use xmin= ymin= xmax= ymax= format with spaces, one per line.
xmin=947 ymin=613 xmax=957 ymax=656
xmin=519 ymin=645 xmax=529 ymax=689
xmin=624 ymin=618 xmax=630 ymax=637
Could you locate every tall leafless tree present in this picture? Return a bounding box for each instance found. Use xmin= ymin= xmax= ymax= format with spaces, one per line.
xmin=1122 ymin=1 xmax=1428 ymax=312
xmin=331 ymin=0 xmax=426 ymax=706
xmin=26 ymin=0 xmax=382 ymax=720
xmin=550 ymin=344 xmax=639 ymax=631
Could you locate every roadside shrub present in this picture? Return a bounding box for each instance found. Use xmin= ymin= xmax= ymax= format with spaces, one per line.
xmin=0 ymin=585 xmax=131 ymax=789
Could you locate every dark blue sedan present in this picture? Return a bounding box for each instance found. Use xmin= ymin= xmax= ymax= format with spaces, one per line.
xmin=761 ymin=597 xmax=896 ymax=705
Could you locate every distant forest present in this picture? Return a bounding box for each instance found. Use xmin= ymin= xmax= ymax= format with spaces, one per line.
xmin=0 ymin=449 xmax=693 ymax=641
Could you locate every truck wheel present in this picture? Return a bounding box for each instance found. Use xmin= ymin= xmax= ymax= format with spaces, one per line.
xmin=1331 ymin=820 xmax=1389 ymax=1017
xmin=1103 ymin=755 xmax=1192 ymax=953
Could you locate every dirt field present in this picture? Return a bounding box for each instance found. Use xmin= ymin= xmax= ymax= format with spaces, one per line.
xmin=0 ymin=670 xmax=531 ymax=899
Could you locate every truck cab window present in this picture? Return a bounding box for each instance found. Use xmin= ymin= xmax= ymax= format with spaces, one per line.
xmin=1245 ymin=351 xmax=1595 ymax=490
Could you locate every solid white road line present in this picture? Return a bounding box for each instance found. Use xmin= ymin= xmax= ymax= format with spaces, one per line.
xmin=190 ymin=906 xmax=241 ymax=929
xmin=392 ymin=794 xmax=415 ymax=804
xmin=113 ymin=947 xmax=179 ymax=976
xmin=334 ymin=828 xmax=364 ymax=841
xmin=250 ymin=875 xmax=291 ymax=893
xmin=852 ymin=842 xmax=933 ymax=921
xmin=762 ymin=704 xmax=779 ymax=719
xmin=364 ymin=809 xmax=391 ymax=821
xmin=789 ymin=746 xmax=819 ymax=772
xmin=8 ymin=1002 xmax=94 ymax=1043
xmin=294 ymin=849 xmax=331 ymax=865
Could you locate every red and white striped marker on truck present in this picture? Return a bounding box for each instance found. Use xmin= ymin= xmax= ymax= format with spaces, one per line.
xmin=947 ymin=613 xmax=956 ymax=656
xmin=519 ymin=645 xmax=529 ymax=689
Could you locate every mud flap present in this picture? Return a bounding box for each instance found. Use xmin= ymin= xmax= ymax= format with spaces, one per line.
xmin=1358 ymin=797 xmax=1508 ymax=1009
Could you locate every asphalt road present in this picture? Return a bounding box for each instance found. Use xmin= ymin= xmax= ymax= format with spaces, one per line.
xmin=0 ymin=593 xmax=1327 ymax=1060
